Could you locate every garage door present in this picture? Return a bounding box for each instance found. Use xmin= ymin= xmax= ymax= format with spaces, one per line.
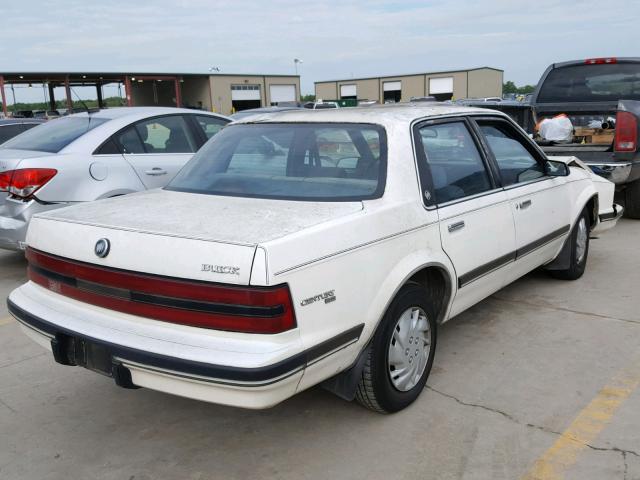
xmin=340 ymin=84 xmax=357 ymax=98
xmin=269 ymin=85 xmax=296 ymax=104
xmin=383 ymin=81 xmax=401 ymax=92
xmin=231 ymin=85 xmax=261 ymax=101
xmin=429 ymin=77 xmax=453 ymax=94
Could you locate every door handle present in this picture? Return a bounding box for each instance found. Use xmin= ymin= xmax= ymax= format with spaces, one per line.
xmin=145 ymin=168 xmax=168 ymax=176
xmin=518 ymin=199 xmax=532 ymax=210
xmin=448 ymin=221 xmax=465 ymax=233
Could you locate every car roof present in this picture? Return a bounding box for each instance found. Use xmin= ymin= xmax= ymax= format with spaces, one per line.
xmin=0 ymin=118 xmax=45 ymax=125
xmin=231 ymin=102 xmax=496 ymax=127
xmin=69 ymin=107 xmax=228 ymax=122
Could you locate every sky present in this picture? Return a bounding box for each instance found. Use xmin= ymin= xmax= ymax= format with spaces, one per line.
xmin=1 ymin=0 xmax=638 ymax=103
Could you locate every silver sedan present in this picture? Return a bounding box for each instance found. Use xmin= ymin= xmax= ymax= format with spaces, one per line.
xmin=0 ymin=107 xmax=229 ymax=250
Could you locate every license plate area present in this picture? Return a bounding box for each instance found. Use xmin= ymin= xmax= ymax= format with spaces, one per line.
xmin=51 ymin=333 xmax=113 ymax=377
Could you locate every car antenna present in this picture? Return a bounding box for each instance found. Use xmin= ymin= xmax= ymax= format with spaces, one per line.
xmin=70 ymin=87 xmax=99 ymax=114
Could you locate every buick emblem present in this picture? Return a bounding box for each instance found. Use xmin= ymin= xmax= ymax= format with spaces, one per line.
xmin=94 ymin=238 xmax=110 ymax=258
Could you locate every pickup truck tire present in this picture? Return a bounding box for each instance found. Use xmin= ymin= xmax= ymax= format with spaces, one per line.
xmin=550 ymin=209 xmax=590 ymax=280
xmin=623 ymin=179 xmax=640 ymax=219
xmin=355 ymin=283 xmax=437 ymax=413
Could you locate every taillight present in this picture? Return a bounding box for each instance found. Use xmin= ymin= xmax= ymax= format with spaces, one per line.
xmin=26 ymin=248 xmax=297 ymax=334
xmin=0 ymin=170 xmax=12 ymax=192
xmin=614 ymin=111 xmax=638 ymax=152
xmin=585 ymin=57 xmax=617 ymax=65
xmin=2 ymin=168 xmax=57 ymax=198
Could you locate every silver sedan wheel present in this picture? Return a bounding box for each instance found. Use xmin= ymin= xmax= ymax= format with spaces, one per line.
xmin=388 ymin=307 xmax=431 ymax=392
xmin=575 ymin=217 xmax=588 ymax=264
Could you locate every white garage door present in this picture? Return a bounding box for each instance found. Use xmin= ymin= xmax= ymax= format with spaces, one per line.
xmin=231 ymin=85 xmax=261 ymax=101
xmin=270 ymin=84 xmax=296 ymax=103
xmin=383 ymin=81 xmax=401 ymax=91
xmin=429 ymin=77 xmax=454 ymax=95
xmin=340 ymin=84 xmax=357 ymax=97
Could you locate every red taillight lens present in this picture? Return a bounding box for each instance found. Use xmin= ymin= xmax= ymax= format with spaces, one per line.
xmin=0 ymin=170 xmax=12 ymax=192
xmin=585 ymin=57 xmax=617 ymax=65
xmin=614 ymin=111 xmax=638 ymax=152
xmin=26 ymin=248 xmax=296 ymax=334
xmin=4 ymin=168 xmax=57 ymax=198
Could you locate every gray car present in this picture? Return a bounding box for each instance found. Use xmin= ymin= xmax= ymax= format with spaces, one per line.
xmin=0 ymin=107 xmax=229 ymax=250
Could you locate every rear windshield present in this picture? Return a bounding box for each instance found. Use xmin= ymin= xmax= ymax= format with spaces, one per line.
xmin=167 ymin=123 xmax=386 ymax=201
xmin=537 ymin=63 xmax=640 ymax=103
xmin=0 ymin=116 xmax=107 ymax=153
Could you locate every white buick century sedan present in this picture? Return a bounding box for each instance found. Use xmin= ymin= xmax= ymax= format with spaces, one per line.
xmin=8 ymin=104 xmax=622 ymax=413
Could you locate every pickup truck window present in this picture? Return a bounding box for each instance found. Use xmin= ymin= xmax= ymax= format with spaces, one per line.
xmin=416 ymin=121 xmax=492 ymax=204
xmin=537 ymin=63 xmax=640 ymax=103
xmin=478 ymin=122 xmax=545 ymax=186
xmin=167 ymin=123 xmax=386 ymax=201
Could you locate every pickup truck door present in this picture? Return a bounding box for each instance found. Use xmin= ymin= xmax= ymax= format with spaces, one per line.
xmin=113 ymin=115 xmax=199 ymax=189
xmin=473 ymin=118 xmax=572 ymax=279
xmin=414 ymin=118 xmax=517 ymax=317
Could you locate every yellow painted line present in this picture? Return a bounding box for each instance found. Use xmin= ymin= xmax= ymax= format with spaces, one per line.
xmin=0 ymin=316 xmax=15 ymax=327
xmin=522 ymin=358 xmax=640 ymax=480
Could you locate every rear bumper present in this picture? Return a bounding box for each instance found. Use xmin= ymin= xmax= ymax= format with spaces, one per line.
xmin=585 ymin=162 xmax=634 ymax=185
xmin=0 ymin=199 xmax=66 ymax=251
xmin=8 ymin=284 xmax=364 ymax=409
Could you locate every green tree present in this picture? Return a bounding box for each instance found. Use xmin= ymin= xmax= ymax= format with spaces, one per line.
xmin=503 ymin=81 xmax=536 ymax=95
xmin=300 ymin=94 xmax=315 ymax=102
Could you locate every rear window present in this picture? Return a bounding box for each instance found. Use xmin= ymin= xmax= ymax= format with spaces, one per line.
xmin=537 ymin=63 xmax=640 ymax=103
xmin=166 ymin=123 xmax=386 ymax=201
xmin=0 ymin=116 xmax=107 ymax=153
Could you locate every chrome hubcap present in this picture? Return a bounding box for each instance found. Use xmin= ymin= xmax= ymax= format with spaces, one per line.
xmin=388 ymin=307 xmax=431 ymax=392
xmin=576 ymin=217 xmax=588 ymax=264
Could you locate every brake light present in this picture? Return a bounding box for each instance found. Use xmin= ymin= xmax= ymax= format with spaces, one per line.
xmin=1 ymin=168 xmax=57 ymax=198
xmin=26 ymin=248 xmax=297 ymax=334
xmin=614 ymin=111 xmax=638 ymax=152
xmin=0 ymin=170 xmax=12 ymax=192
xmin=585 ymin=57 xmax=617 ymax=65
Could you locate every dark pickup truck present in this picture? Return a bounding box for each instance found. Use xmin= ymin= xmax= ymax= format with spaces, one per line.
xmin=465 ymin=57 xmax=640 ymax=218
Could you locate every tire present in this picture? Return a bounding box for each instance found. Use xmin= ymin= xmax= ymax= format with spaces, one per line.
xmin=355 ymin=283 xmax=437 ymax=413
xmin=624 ymin=179 xmax=640 ymax=219
xmin=549 ymin=209 xmax=590 ymax=280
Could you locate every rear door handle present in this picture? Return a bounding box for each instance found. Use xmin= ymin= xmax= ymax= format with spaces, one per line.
xmin=448 ymin=221 xmax=465 ymax=233
xmin=145 ymin=168 xmax=168 ymax=176
xmin=518 ymin=199 xmax=532 ymax=210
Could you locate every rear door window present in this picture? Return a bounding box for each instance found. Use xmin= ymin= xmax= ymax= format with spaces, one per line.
xmin=135 ymin=116 xmax=197 ymax=153
xmin=415 ymin=121 xmax=492 ymax=204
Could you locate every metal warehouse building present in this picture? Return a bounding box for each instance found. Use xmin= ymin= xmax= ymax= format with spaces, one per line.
xmin=315 ymin=67 xmax=503 ymax=103
xmin=0 ymin=72 xmax=301 ymax=116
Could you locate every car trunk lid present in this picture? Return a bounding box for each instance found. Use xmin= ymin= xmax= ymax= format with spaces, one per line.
xmin=26 ymin=189 xmax=363 ymax=285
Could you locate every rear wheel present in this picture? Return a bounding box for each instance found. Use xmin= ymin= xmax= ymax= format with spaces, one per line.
xmin=549 ymin=209 xmax=590 ymax=280
xmin=623 ymin=179 xmax=640 ymax=219
xmin=355 ymin=283 xmax=437 ymax=413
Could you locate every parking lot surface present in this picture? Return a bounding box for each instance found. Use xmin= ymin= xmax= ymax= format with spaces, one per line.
xmin=1 ymin=220 xmax=639 ymax=480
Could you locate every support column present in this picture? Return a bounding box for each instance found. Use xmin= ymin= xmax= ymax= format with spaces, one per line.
xmin=174 ymin=77 xmax=182 ymax=107
xmin=64 ymin=76 xmax=72 ymax=111
xmin=48 ymin=83 xmax=56 ymax=111
xmin=96 ymin=82 xmax=103 ymax=109
xmin=0 ymin=76 xmax=7 ymax=117
xmin=124 ymin=76 xmax=133 ymax=106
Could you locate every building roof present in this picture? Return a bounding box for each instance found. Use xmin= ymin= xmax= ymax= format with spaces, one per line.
xmin=0 ymin=71 xmax=300 ymax=83
xmin=315 ymin=67 xmax=503 ymax=84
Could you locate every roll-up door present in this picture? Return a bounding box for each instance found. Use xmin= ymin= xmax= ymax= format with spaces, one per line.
xmin=270 ymin=85 xmax=296 ymax=104
xmin=340 ymin=84 xmax=357 ymax=98
xmin=429 ymin=77 xmax=453 ymax=94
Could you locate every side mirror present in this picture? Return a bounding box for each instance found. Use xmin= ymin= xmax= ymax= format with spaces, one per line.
xmin=545 ymin=160 xmax=570 ymax=177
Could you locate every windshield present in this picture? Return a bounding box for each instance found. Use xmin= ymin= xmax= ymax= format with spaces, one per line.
xmin=537 ymin=63 xmax=640 ymax=103
xmin=167 ymin=123 xmax=386 ymax=201
xmin=0 ymin=116 xmax=108 ymax=153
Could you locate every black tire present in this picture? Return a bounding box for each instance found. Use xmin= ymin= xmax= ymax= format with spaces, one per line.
xmin=549 ymin=209 xmax=590 ymax=280
xmin=624 ymin=179 xmax=640 ymax=219
xmin=355 ymin=283 xmax=437 ymax=413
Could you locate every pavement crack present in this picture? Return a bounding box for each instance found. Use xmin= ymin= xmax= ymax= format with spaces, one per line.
xmin=0 ymin=397 xmax=16 ymax=413
xmin=0 ymin=352 xmax=47 ymax=370
xmin=492 ymin=296 xmax=640 ymax=326
xmin=584 ymin=444 xmax=640 ymax=458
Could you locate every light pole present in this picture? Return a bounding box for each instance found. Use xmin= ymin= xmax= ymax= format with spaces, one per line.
xmin=294 ymin=58 xmax=303 ymax=75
